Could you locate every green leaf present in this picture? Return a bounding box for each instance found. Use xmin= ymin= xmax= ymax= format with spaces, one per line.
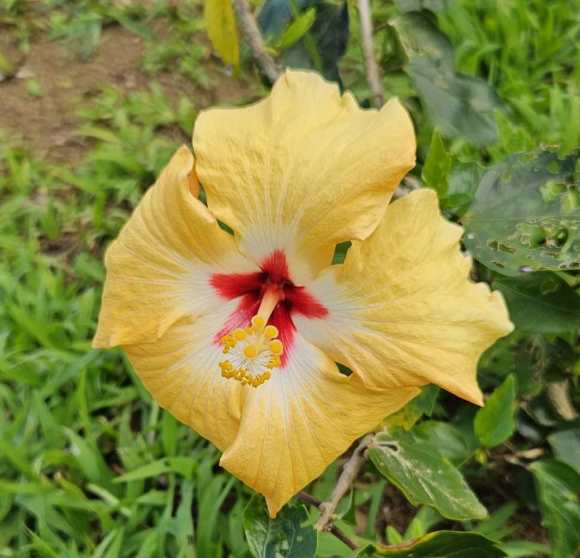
xmin=395 ymin=0 xmax=446 ymax=12
xmin=499 ymin=540 xmax=551 ymax=557
xmin=259 ymin=0 xmax=349 ymax=82
xmin=514 ymin=336 xmax=575 ymax=395
xmin=474 ymin=375 xmax=517 ymax=448
xmin=530 ymin=460 xmax=580 ymax=558
xmin=390 ymin=11 xmax=500 ymax=145
xmin=548 ymin=428 xmax=580 ymax=471
xmin=414 ymin=420 xmax=478 ymax=466
xmin=384 ymin=385 xmax=440 ymax=430
xmin=493 ymin=273 xmax=580 ymax=333
xmin=113 ymin=457 xmax=195 ymax=482
xmin=356 ymin=530 xmax=506 ymax=557
xmin=422 ymin=129 xmax=451 ymax=197
xmin=463 ymin=149 xmax=580 ymax=276
xmin=391 ymin=11 xmax=454 ymax=66
xmin=243 ymin=497 xmax=317 ymax=558
xmin=444 ymin=162 xmax=484 ymax=216
xmin=278 ymin=7 xmax=316 ymax=50
xmin=408 ymin=57 xmax=500 ymax=146
xmin=204 ymin=0 xmax=240 ymax=67
xmin=368 ymin=430 xmax=487 ymax=521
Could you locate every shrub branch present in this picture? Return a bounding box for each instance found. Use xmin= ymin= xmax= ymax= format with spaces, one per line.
xmin=357 ymin=0 xmax=384 ymax=107
xmin=232 ymin=0 xmax=281 ymax=83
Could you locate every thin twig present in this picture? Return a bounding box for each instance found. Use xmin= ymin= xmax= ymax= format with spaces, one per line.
xmin=315 ymin=434 xmax=373 ymax=532
xmin=232 ymin=0 xmax=280 ymax=83
xmin=297 ymin=492 xmax=358 ymax=551
xmin=357 ymin=0 xmax=384 ymax=107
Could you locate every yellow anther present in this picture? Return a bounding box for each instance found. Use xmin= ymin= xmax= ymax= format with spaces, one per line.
xmin=243 ymin=345 xmax=258 ymax=358
xmin=251 ymin=315 xmax=265 ymax=332
xmin=267 ymin=356 xmax=281 ymax=369
xmin=233 ymin=328 xmax=247 ymax=341
xmin=264 ymin=324 xmax=279 ymax=339
xmin=269 ymin=339 xmax=283 ymax=355
xmin=218 ymin=318 xmax=282 ymax=389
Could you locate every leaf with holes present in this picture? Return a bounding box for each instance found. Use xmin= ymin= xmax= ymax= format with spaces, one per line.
xmin=368 ymin=430 xmax=487 ymax=521
xmin=463 ymin=149 xmax=580 ymax=276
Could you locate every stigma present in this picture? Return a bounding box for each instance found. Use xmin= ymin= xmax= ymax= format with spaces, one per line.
xmin=219 ymin=315 xmax=284 ymax=388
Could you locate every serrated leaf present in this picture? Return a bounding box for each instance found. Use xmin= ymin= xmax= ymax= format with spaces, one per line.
xmin=493 ymin=273 xmax=580 ymax=333
xmin=204 ymin=0 xmax=240 ymax=67
xmin=463 ymin=149 xmax=580 ymax=276
xmin=243 ymin=497 xmax=316 ymax=558
xmin=356 ymin=530 xmax=506 ymax=557
xmin=530 ymin=460 xmax=580 ymax=558
xmin=474 ymin=375 xmax=517 ymax=448
xmin=368 ymin=430 xmax=487 ymax=521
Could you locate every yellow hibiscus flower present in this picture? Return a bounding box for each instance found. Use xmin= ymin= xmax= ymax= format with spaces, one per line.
xmin=93 ymin=70 xmax=513 ymax=517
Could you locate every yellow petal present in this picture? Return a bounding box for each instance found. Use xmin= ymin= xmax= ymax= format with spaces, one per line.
xmin=220 ymin=334 xmax=419 ymax=517
xmin=93 ymin=145 xmax=254 ymax=348
xmin=193 ymin=69 xmax=415 ymax=282
xmin=124 ymin=300 xmax=248 ymax=451
xmin=295 ymin=189 xmax=513 ymax=406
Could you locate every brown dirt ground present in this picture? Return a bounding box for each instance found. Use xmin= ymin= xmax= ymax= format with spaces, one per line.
xmin=0 ymin=22 xmax=258 ymax=163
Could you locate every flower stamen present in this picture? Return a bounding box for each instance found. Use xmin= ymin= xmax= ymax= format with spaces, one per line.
xmin=219 ymin=318 xmax=283 ymax=387
xmin=218 ymin=287 xmax=285 ymax=388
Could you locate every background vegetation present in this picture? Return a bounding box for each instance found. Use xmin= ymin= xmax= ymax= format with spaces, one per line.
xmin=0 ymin=0 xmax=578 ymax=557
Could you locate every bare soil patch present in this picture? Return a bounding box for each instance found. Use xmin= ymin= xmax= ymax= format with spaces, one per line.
xmin=0 ymin=23 xmax=257 ymax=162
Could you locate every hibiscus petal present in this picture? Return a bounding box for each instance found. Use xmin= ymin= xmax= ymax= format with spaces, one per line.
xmin=295 ymin=189 xmax=513 ymax=406
xmin=93 ymin=145 xmax=254 ymax=348
xmin=220 ymin=333 xmax=419 ymax=517
xmin=193 ymin=69 xmax=415 ymax=282
xmin=124 ymin=300 xmax=248 ymax=451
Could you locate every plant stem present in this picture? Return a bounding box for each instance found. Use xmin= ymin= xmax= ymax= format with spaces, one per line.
xmin=297 ymin=492 xmax=358 ymax=550
xmin=315 ymin=434 xmax=373 ymax=532
xmin=357 ymin=0 xmax=384 ymax=107
xmin=232 ymin=0 xmax=280 ymax=84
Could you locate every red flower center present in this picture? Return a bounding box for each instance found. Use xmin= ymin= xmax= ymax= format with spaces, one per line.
xmin=211 ymin=250 xmax=328 ymax=365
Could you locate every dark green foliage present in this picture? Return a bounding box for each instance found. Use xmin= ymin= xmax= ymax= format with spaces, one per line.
xmin=357 ymin=531 xmax=506 ymax=557
xmin=258 ymin=0 xmax=349 ymax=82
xmin=243 ymin=498 xmax=317 ymax=558
xmin=463 ymin=149 xmax=579 ymax=276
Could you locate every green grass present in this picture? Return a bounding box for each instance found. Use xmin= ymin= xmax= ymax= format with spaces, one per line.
xmin=0 ymin=0 xmax=578 ymax=556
